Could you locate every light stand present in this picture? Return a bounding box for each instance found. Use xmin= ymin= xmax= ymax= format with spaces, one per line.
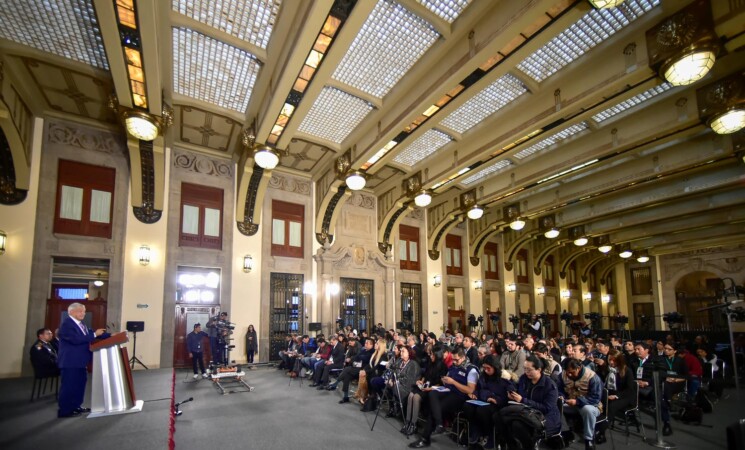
xmin=129 ymin=331 xmax=148 ymax=370
xmin=371 ymin=363 xmax=405 ymax=432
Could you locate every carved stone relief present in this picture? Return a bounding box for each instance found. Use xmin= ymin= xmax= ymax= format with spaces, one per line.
xmin=47 ymin=122 xmax=125 ymax=155
xmin=268 ymin=174 xmax=311 ymax=196
xmin=172 ymin=150 xmax=232 ymax=178
xmin=346 ymin=191 xmax=375 ymax=209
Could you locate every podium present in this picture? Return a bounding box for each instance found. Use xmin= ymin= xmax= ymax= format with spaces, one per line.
xmin=88 ymin=332 xmax=144 ymax=418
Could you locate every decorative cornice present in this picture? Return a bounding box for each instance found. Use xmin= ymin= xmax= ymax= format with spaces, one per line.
xmin=173 ymin=150 xmax=232 ymax=178
xmin=268 ymin=173 xmax=311 ymax=196
xmin=346 ymin=191 xmax=375 ymax=209
xmin=47 ymin=122 xmax=124 ymax=155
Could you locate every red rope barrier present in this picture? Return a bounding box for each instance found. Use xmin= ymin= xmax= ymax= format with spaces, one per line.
xmin=168 ymin=368 xmax=176 ymax=450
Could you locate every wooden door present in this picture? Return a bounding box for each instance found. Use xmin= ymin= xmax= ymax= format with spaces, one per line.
xmin=448 ymin=308 xmax=465 ymax=333
xmin=174 ymin=305 xmax=217 ymax=368
xmin=486 ymin=310 xmax=502 ymax=335
xmin=46 ymin=298 xmax=107 ymax=333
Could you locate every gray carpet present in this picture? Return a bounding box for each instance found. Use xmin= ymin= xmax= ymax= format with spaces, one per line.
xmin=0 ymin=367 xmax=741 ymax=450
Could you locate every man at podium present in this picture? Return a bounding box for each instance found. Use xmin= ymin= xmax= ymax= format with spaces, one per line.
xmin=57 ymin=302 xmax=109 ymax=418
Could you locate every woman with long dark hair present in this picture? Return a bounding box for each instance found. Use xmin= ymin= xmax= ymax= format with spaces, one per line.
xmin=402 ymin=346 xmax=448 ymax=435
xmin=246 ymin=324 xmax=257 ymax=363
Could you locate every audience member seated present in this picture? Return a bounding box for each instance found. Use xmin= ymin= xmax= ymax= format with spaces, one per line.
xmin=659 ymin=343 xmax=688 ymax=436
xmin=605 ymin=349 xmax=635 ymax=426
xmin=461 ymin=355 xmax=513 ymax=450
xmin=499 ymin=336 xmax=526 ymax=378
xmin=574 ymin=344 xmax=596 ymax=372
xmin=335 ymin=338 xmax=374 ymax=403
xmin=30 ymin=327 xmax=59 ymax=378
xmin=408 ymin=348 xmax=478 ymax=448
xmin=501 ymin=356 xmax=561 ymax=450
xmin=310 ymin=335 xmax=345 ymax=388
xmin=403 ymin=346 xmax=448 ymax=435
xmin=463 ymin=336 xmax=479 ymax=367
xmin=302 ymin=337 xmax=330 ymax=378
xmin=359 ymin=338 xmax=388 ymax=410
xmin=288 ymin=335 xmax=310 ymax=377
xmin=385 ymin=345 xmax=419 ymax=420
xmin=277 ymin=334 xmax=297 ymax=370
xmin=630 ymin=342 xmax=671 ymax=433
xmin=678 ymin=345 xmax=702 ymax=399
xmin=559 ymin=358 xmax=603 ymax=450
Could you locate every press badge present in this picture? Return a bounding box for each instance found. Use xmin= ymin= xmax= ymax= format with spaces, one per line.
xmin=637 ymin=366 xmax=644 ymax=379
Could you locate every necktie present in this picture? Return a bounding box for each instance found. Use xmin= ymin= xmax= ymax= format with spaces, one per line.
xmin=79 ymin=322 xmax=88 ymax=335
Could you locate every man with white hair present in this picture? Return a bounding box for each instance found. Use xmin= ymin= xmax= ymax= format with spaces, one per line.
xmin=57 ymin=302 xmax=108 ymax=418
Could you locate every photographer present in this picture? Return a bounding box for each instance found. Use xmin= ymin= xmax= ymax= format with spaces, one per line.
xmin=207 ymin=312 xmax=229 ymax=364
xmin=527 ymin=314 xmax=543 ymax=339
xmin=186 ymin=323 xmax=209 ymax=379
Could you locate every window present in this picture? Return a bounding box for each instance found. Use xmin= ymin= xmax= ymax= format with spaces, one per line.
xmin=543 ymin=255 xmax=555 ymax=287
xmin=567 ymin=261 xmax=578 ymax=289
xmin=272 ymin=200 xmax=304 ymax=258
xmin=176 ymin=266 xmax=220 ymax=304
xmin=606 ymin=272 xmax=615 ymax=295
xmin=516 ymin=249 xmax=529 ymax=283
xmin=54 ymin=160 xmax=115 ymax=238
xmin=631 ymin=267 xmax=652 ymax=295
xmin=445 ymin=234 xmax=462 ymax=276
xmin=179 ymin=183 xmax=223 ymax=249
xmin=398 ymin=224 xmax=420 ymax=271
xmin=588 ymin=268 xmax=598 ymax=291
xmin=484 ymin=242 xmax=499 ymax=280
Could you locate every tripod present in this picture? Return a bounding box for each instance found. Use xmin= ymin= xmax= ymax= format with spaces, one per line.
xmin=129 ymin=331 xmax=148 ymax=370
xmin=371 ymin=363 xmax=405 ymax=432
xmin=618 ymin=323 xmax=631 ymax=342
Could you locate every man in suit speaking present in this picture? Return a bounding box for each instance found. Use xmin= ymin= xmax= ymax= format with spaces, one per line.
xmin=57 ymin=302 xmax=109 ymax=418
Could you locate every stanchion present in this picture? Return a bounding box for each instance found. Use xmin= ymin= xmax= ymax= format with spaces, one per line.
xmin=648 ymin=370 xmax=675 ymax=449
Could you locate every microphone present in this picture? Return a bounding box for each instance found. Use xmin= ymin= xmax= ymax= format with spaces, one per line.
xmin=175 ymin=397 xmax=193 ymax=407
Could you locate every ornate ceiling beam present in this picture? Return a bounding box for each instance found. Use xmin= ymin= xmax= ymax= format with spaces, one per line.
xmin=236 ymin=130 xmax=275 ymax=236
xmin=0 ymin=63 xmax=33 ymax=204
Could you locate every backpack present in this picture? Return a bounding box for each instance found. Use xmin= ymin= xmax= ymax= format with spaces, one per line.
xmin=501 ymin=404 xmax=546 ymax=448
xmin=695 ymin=389 xmax=714 ymax=413
xmin=677 ymin=404 xmax=703 ymax=424
xmin=708 ymin=378 xmax=725 ymax=398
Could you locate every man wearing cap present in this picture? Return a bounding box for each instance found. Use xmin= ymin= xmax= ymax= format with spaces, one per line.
xmin=187 ymin=323 xmax=209 ymax=379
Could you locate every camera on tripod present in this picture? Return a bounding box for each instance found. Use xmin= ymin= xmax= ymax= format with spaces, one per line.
xmin=560 ymin=311 xmax=573 ymax=323
xmin=536 ymin=313 xmax=548 ymax=322
xmin=489 ymin=314 xmax=500 ymax=323
xmin=612 ymin=315 xmax=629 ymax=324
xmin=662 ymin=312 xmax=685 ymax=328
xmin=467 ymin=314 xmax=478 ymax=328
xmin=508 ymin=314 xmax=520 ymax=326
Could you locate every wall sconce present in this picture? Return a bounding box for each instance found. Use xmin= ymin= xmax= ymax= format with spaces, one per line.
xmin=433 ymin=275 xmax=442 ymax=287
xmin=243 ymin=255 xmax=254 ymax=273
xmin=696 ymin=71 xmax=745 ymax=135
xmin=583 ymin=292 xmax=592 ymax=301
xmin=537 ymin=286 xmax=546 ymax=296
xmin=138 ymin=245 xmax=151 ymax=266
xmin=504 ymin=204 xmax=525 ymax=231
xmin=0 ymin=230 xmax=6 ymax=255
xmin=474 ymin=280 xmax=483 ymax=290
xmin=303 ymin=280 xmax=315 ymax=295
xmin=646 ymin=0 xmax=720 ymax=87
xmin=601 ymin=294 xmax=611 ymax=303
xmin=329 ymin=283 xmax=340 ymax=295
xmin=561 ymin=290 xmax=571 ymax=299
xmin=540 ymin=215 xmax=560 ymax=239
xmin=507 ymin=283 xmax=517 ymax=293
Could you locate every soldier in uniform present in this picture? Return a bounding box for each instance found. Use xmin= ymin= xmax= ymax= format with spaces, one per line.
xmin=29 ymin=327 xmax=59 ymax=377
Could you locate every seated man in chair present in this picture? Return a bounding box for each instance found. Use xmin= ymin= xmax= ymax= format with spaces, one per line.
xmin=558 ymin=358 xmax=603 ymax=450
xmin=30 ymin=327 xmax=59 ymax=378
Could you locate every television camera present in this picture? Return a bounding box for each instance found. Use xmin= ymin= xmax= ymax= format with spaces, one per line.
xmin=662 ymin=312 xmax=685 ymax=331
xmin=560 ymin=311 xmax=573 ymax=325
xmin=584 ymin=312 xmax=601 ymax=331
xmin=612 ymin=314 xmax=629 ymax=325
xmin=467 ymin=314 xmax=479 ymax=328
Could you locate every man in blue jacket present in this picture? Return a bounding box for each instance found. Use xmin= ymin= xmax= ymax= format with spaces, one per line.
xmin=559 ymin=359 xmax=603 ymax=450
xmin=57 ymin=302 xmax=109 ymax=418
xmin=186 ymin=323 xmax=209 ymax=379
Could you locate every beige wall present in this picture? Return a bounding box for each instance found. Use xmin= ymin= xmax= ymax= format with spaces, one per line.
xmin=0 ymin=118 xmax=42 ymax=378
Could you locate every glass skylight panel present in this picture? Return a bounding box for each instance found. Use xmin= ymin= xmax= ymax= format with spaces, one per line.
xmin=592 ymin=83 xmax=673 ymax=122
xmin=0 ymin=0 xmax=108 ymax=69
xmin=440 ymin=74 xmax=527 ymax=134
xmin=332 ymin=0 xmax=440 ymax=99
xmin=416 ymin=0 xmax=473 ymax=23
xmin=173 ymin=28 xmax=261 ymax=112
xmin=513 ymin=122 xmax=588 ymax=160
xmin=517 ymin=0 xmax=659 ymax=82
xmin=461 ymin=160 xmax=511 ymax=185
xmin=297 ymin=87 xmax=374 ymax=144
xmin=172 ymin=0 xmax=281 ymax=49
xmin=393 ymin=129 xmax=452 ymax=166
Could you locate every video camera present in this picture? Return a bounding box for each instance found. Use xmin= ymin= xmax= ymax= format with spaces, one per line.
xmin=560 ymin=311 xmax=573 ymax=322
xmin=662 ymin=312 xmax=685 ymax=326
xmin=467 ymin=314 xmax=478 ymax=327
xmin=489 ymin=314 xmax=500 ymax=323
xmin=612 ymin=314 xmax=629 ymax=324
xmin=536 ymin=313 xmax=548 ymax=321
xmin=508 ymin=314 xmax=520 ymax=326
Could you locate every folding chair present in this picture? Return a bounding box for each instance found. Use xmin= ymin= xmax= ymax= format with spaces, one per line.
xmin=621 ymin=382 xmax=646 ymax=444
xmin=595 ymin=388 xmax=615 ymax=450
xmin=539 ymin=396 xmax=565 ymax=449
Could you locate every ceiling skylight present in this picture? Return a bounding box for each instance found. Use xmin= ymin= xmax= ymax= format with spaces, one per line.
xmin=440 ymin=74 xmax=527 ymax=134
xmin=393 ymin=129 xmax=453 ymax=166
xmin=592 ymin=83 xmax=673 ymax=122
xmin=172 ymin=0 xmax=281 ymax=49
xmin=517 ymin=0 xmax=660 ymax=82
xmin=173 ymin=28 xmax=261 ymax=112
xmin=461 ymin=160 xmax=511 ymax=185
xmin=513 ymin=122 xmax=589 ymax=160
xmin=416 ymin=0 xmax=473 ymax=23
xmin=332 ymin=0 xmax=440 ymax=99
xmin=0 ymin=0 xmax=108 ymax=69
xmin=297 ymin=87 xmax=374 ymax=144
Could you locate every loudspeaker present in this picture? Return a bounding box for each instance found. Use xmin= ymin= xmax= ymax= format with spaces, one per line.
xmin=395 ymin=321 xmax=406 ymax=329
xmin=308 ymin=322 xmax=322 ymax=332
xmin=126 ymin=321 xmax=145 ymax=332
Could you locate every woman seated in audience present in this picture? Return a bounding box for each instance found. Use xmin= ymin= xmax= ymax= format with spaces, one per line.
xmin=370 ymin=344 xmax=400 ymax=404
xmin=696 ymin=347 xmax=718 ymax=375
xmin=462 ymin=355 xmax=513 ymax=449
xmin=402 ymin=346 xmax=448 ymax=435
xmin=500 ymin=356 xmax=561 ymax=449
xmin=386 ymin=345 xmax=420 ymax=419
xmin=358 ymin=338 xmax=388 ymax=411
xmin=604 ymin=349 xmax=635 ymax=427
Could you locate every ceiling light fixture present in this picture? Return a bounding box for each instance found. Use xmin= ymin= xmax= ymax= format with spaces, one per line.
xmin=414 ymin=190 xmax=432 ymax=207
xmin=636 ymin=250 xmax=650 ymax=263
xmin=697 ymin=71 xmax=745 ymax=135
xmin=598 ymin=244 xmax=613 ymax=253
xmin=467 ymin=205 xmax=484 ymax=220
xmin=122 ymin=110 xmax=161 ymax=141
xmin=540 ymin=215 xmax=560 ymax=239
xmin=569 ymin=225 xmax=587 ymax=246
xmin=618 ymin=244 xmax=633 ymax=259
xmin=594 ymin=235 xmax=613 ymax=253
xmin=93 ymin=273 xmax=104 ymax=287
xmin=509 ymin=217 xmax=526 ymax=231
xmin=345 ymin=171 xmax=367 ymax=191
xmin=574 ymin=236 xmax=589 ymax=246
xmin=646 ymin=0 xmax=720 ymax=87
xmin=253 ymin=146 xmax=280 ymax=170
xmin=588 ymin=0 xmax=626 ymax=8
xmin=545 ymin=228 xmax=560 ymax=239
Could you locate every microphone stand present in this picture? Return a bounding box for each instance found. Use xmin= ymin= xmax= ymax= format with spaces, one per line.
xmin=648 ymin=371 xmax=675 ymax=449
xmin=696 ymin=280 xmax=742 ymax=391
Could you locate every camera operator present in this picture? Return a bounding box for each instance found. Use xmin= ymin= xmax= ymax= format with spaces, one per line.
xmin=207 ymin=312 xmax=229 ymax=364
xmin=527 ymin=314 xmax=543 ymax=339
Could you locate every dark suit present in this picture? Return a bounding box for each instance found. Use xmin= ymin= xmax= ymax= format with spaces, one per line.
xmin=315 ymin=342 xmax=345 ymax=384
xmin=29 ymin=339 xmax=59 ymax=378
xmin=57 ymin=317 xmax=109 ymax=416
